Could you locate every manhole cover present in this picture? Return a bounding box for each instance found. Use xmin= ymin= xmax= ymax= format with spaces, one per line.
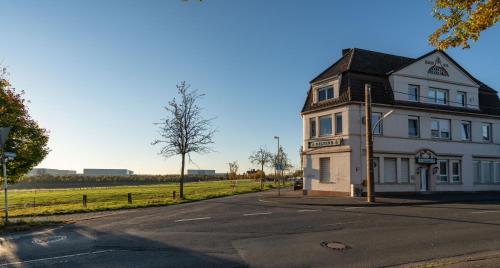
xmin=320 ymin=241 xmax=350 ymax=251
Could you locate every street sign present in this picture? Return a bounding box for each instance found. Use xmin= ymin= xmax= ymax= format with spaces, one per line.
xmin=275 ymin=164 xmax=283 ymax=171
xmin=4 ymin=152 xmax=16 ymax=160
xmin=0 ymin=127 xmax=11 ymax=149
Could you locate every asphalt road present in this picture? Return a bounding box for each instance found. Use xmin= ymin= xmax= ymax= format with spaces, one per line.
xmin=2 ymin=189 xmax=500 ymax=268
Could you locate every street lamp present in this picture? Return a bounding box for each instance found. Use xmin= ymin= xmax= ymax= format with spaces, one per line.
xmin=274 ymin=136 xmax=280 ymax=196
xmin=372 ymin=110 xmax=394 ymax=134
xmin=1 ymin=127 xmax=13 ymax=225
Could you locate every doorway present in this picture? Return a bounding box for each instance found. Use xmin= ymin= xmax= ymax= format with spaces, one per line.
xmin=420 ymin=167 xmax=428 ymax=192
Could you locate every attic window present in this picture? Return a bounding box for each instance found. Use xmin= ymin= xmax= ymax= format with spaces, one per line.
xmin=427 ymin=57 xmax=449 ymax=77
xmin=317 ymin=86 xmax=334 ymax=102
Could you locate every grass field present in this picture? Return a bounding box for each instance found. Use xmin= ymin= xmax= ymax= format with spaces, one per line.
xmin=0 ymin=180 xmax=291 ymax=218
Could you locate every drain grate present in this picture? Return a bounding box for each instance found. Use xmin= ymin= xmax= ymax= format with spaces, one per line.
xmin=320 ymin=241 xmax=351 ymax=251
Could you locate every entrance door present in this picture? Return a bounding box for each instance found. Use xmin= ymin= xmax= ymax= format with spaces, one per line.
xmin=420 ymin=168 xmax=428 ymax=192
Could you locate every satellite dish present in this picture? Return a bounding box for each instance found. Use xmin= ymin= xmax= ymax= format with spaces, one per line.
xmin=0 ymin=127 xmax=12 ymax=149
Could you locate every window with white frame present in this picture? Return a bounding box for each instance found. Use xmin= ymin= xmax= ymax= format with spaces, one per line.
xmin=317 ymin=86 xmax=334 ymax=102
xmin=460 ymin=121 xmax=471 ymax=141
xmin=372 ymin=112 xmax=382 ymax=135
xmin=438 ymin=160 xmax=448 ymax=183
xmin=456 ymin=91 xmax=466 ymax=107
xmin=451 ymin=161 xmax=461 ymax=183
xmin=309 ymin=118 xmax=316 ymax=138
xmin=335 ymin=112 xmax=343 ymax=134
xmin=428 ymin=88 xmax=448 ymax=105
xmin=482 ymin=123 xmax=492 ymax=142
xmin=473 ymin=160 xmax=481 ymax=184
xmin=319 ymin=115 xmax=332 ymax=136
xmin=373 ymin=157 xmax=380 ymax=183
xmin=400 ymin=158 xmax=410 ymax=183
xmin=383 ymin=158 xmax=397 ymax=183
xmin=431 ymin=118 xmax=450 ymax=139
xmin=482 ymin=161 xmax=493 ymax=184
xmin=408 ymin=85 xmax=419 ymax=101
xmin=319 ymin=157 xmax=331 ymax=183
xmin=408 ymin=116 xmax=419 ymax=137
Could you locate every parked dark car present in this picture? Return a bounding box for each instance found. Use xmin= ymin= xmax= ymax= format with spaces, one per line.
xmin=293 ymin=178 xmax=303 ymax=190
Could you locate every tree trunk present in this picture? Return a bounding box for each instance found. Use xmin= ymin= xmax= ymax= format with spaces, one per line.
xmin=180 ymin=153 xmax=185 ymax=199
xmin=260 ymin=163 xmax=264 ymax=190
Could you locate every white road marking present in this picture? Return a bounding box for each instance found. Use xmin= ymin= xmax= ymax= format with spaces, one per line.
xmin=0 ymin=250 xmax=115 ymax=267
xmin=258 ymin=199 xmax=276 ymax=203
xmin=323 ymin=221 xmax=360 ymax=226
xmin=244 ymin=212 xmax=272 ymax=216
xmin=174 ymin=217 xmax=211 ymax=222
xmin=4 ymin=226 xmax=64 ymax=241
xmin=32 ymin=235 xmax=67 ymax=245
xmin=297 ymin=209 xmax=319 ymax=213
xmin=471 ymin=210 xmax=500 ymax=214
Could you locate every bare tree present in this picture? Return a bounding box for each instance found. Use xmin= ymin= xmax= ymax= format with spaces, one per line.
xmin=228 ymin=161 xmax=239 ymax=180
xmin=249 ymin=147 xmax=272 ymax=188
xmin=270 ymin=146 xmax=293 ymax=182
xmin=153 ymin=81 xmax=215 ymax=199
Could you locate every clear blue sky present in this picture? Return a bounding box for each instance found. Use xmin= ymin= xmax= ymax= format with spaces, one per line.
xmin=0 ymin=0 xmax=499 ymax=175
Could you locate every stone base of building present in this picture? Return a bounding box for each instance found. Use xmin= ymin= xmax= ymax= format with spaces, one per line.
xmin=302 ymin=190 xmax=350 ymax=197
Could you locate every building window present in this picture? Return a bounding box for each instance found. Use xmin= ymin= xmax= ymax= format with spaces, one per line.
xmin=495 ymin=162 xmax=500 ymax=184
xmin=460 ymin=121 xmax=471 ymax=141
xmin=383 ymin=158 xmax=397 ymax=183
xmin=408 ymin=116 xmax=419 ymax=137
xmin=319 ymin=157 xmax=330 ymax=183
xmin=431 ymin=119 xmax=450 ymax=139
xmin=372 ymin=112 xmax=382 ymax=135
xmin=408 ymin=85 xmax=419 ymax=101
xmin=438 ymin=160 xmax=448 ymax=183
xmin=428 ymin=88 xmax=448 ymax=105
xmin=482 ymin=161 xmax=493 ymax=184
xmin=317 ymin=86 xmax=334 ymax=102
xmin=309 ymin=118 xmax=316 ymax=138
xmin=400 ymin=158 xmax=410 ymax=183
xmin=319 ymin=115 xmax=332 ymax=136
xmin=456 ymin=91 xmax=466 ymax=107
xmin=451 ymin=161 xmax=461 ymax=183
xmin=482 ymin=123 xmax=492 ymax=142
xmin=335 ymin=113 xmax=343 ymax=134
xmin=473 ymin=161 xmax=481 ymax=184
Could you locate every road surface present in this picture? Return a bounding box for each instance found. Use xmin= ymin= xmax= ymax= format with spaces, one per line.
xmin=2 ymin=189 xmax=500 ymax=267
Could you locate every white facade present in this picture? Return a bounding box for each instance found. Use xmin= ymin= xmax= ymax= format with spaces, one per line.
xmin=83 ymin=169 xmax=134 ymax=176
xmin=302 ymin=50 xmax=500 ymax=195
xmin=27 ymin=168 xmax=77 ymax=177
xmin=187 ymin=169 xmax=216 ymax=176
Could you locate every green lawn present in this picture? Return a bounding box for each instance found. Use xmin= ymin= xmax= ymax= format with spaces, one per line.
xmin=0 ymin=180 xmax=290 ymax=218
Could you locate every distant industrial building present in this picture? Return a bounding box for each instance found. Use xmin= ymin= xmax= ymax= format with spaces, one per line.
xmin=187 ymin=169 xmax=216 ymax=176
xmin=83 ymin=169 xmax=134 ymax=177
xmin=27 ymin=168 xmax=77 ymax=177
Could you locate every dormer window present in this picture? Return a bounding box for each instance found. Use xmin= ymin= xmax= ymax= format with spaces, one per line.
xmin=428 ymin=88 xmax=448 ymax=105
xmin=317 ymin=86 xmax=334 ymax=102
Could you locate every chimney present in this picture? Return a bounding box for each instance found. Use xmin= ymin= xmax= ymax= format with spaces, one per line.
xmin=342 ymin=48 xmax=351 ymax=56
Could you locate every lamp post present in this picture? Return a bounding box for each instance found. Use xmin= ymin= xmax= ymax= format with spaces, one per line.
xmin=0 ymin=127 xmax=12 ymax=225
xmin=274 ymin=136 xmax=280 ymax=196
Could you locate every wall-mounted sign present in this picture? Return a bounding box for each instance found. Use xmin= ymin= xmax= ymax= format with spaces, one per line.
xmin=416 ymin=149 xmax=437 ymax=165
xmin=426 ymin=57 xmax=449 ymax=77
xmin=309 ymin=138 xmax=343 ymax=148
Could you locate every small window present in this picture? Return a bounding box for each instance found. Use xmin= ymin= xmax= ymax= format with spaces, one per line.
xmin=335 ymin=113 xmax=343 ymax=134
xmin=473 ymin=160 xmax=481 ymax=184
xmin=408 ymin=85 xmax=419 ymax=101
xmin=495 ymin=162 xmax=500 ymax=184
xmin=482 ymin=161 xmax=493 ymax=184
xmin=408 ymin=116 xmax=419 ymax=137
xmin=400 ymin=158 xmax=410 ymax=183
xmin=431 ymin=119 xmax=450 ymax=139
xmin=482 ymin=123 xmax=492 ymax=142
xmin=428 ymin=88 xmax=448 ymax=105
xmin=456 ymin=91 xmax=466 ymax=107
xmin=319 ymin=157 xmax=330 ymax=183
xmin=460 ymin=121 xmax=471 ymax=141
xmin=438 ymin=160 xmax=448 ymax=183
xmin=383 ymin=158 xmax=397 ymax=183
xmin=451 ymin=161 xmax=461 ymax=183
xmin=317 ymin=86 xmax=334 ymax=102
xmin=372 ymin=112 xmax=382 ymax=135
xmin=309 ymin=118 xmax=316 ymax=138
xmin=319 ymin=115 xmax=332 ymax=136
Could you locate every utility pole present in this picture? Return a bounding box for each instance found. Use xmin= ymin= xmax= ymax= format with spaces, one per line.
xmin=274 ymin=136 xmax=280 ymax=196
xmin=3 ymin=156 xmax=8 ymax=224
xmin=365 ymin=83 xmax=375 ymax=203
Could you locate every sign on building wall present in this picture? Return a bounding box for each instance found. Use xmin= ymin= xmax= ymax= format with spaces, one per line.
xmin=415 ymin=149 xmax=437 ymax=164
xmin=309 ymin=138 xmax=343 ymax=148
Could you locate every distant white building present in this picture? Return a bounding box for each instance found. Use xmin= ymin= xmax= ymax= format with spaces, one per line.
xmin=187 ymin=169 xmax=216 ymax=176
xmin=83 ymin=169 xmax=134 ymax=177
xmin=27 ymin=168 xmax=77 ymax=177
